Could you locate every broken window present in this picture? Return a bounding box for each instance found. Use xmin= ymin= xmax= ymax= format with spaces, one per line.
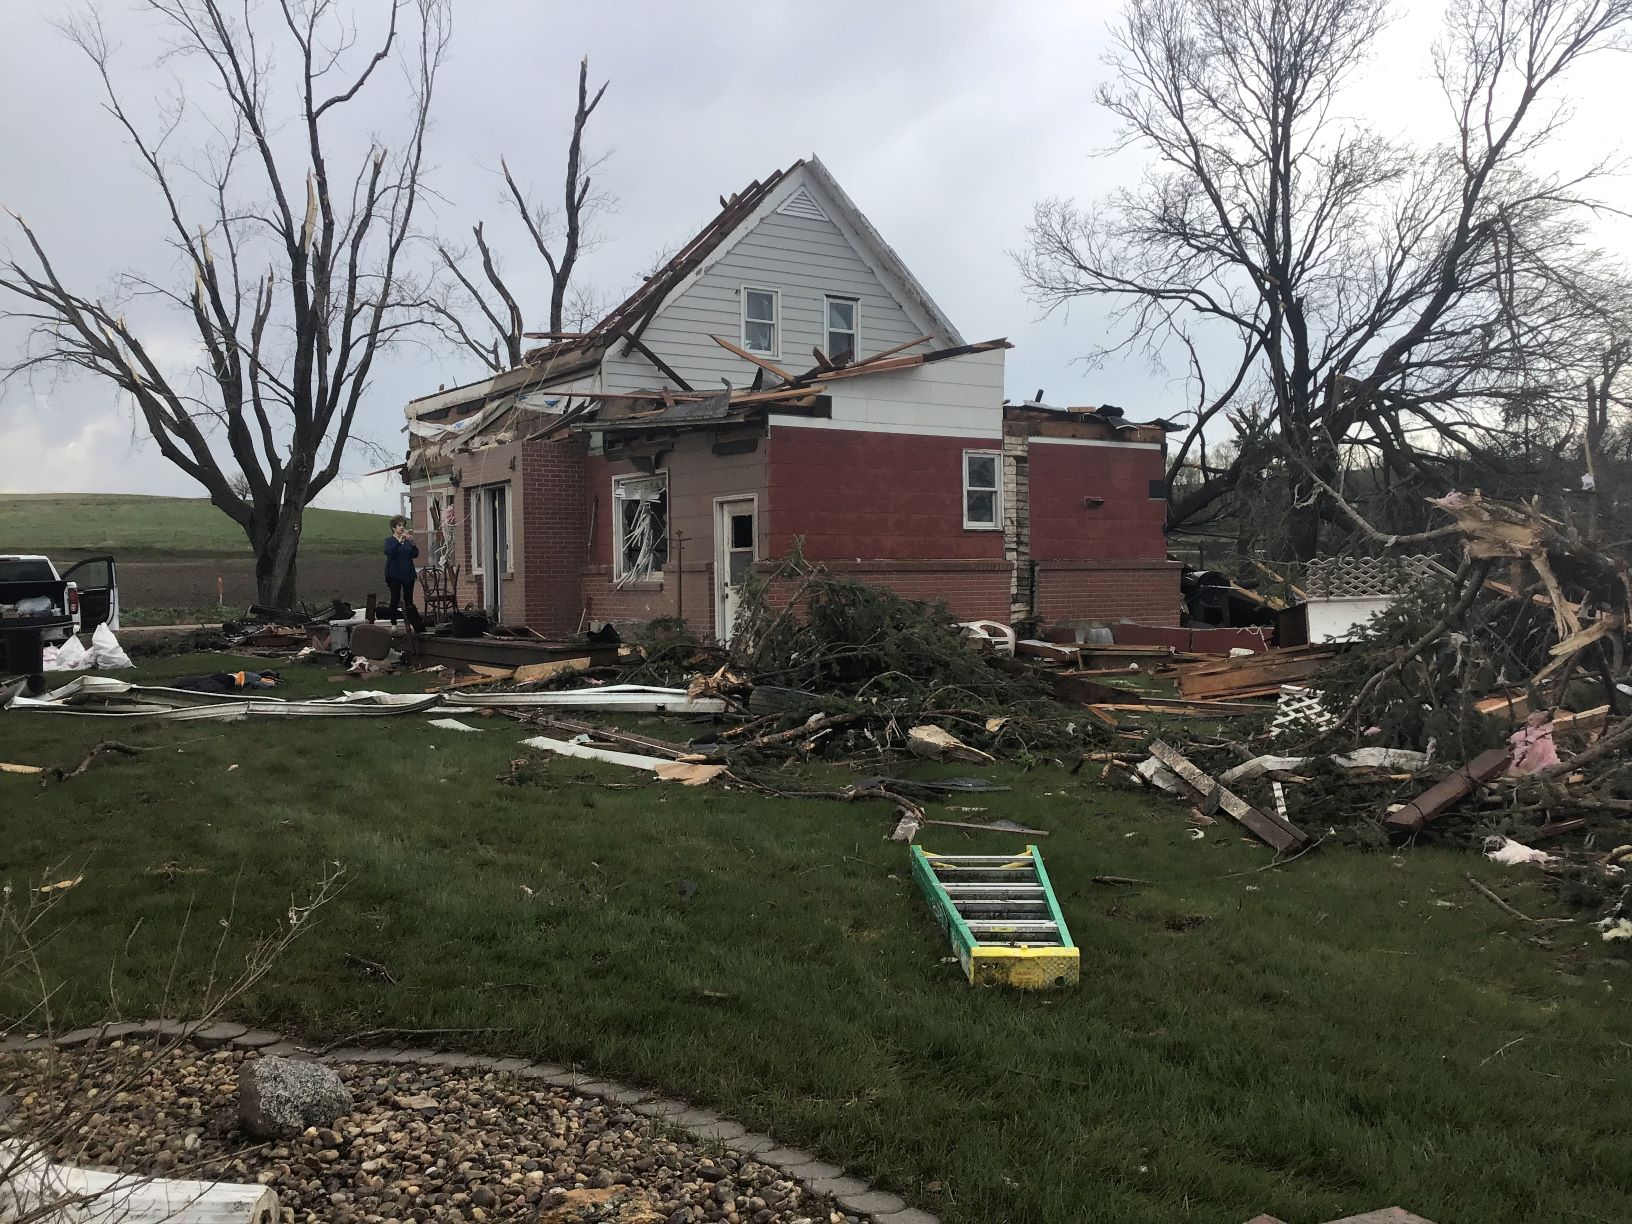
xmin=742 ymin=287 xmax=779 ymax=355
xmin=963 ymin=451 xmax=1001 ymax=529
xmin=825 ymin=297 xmax=858 ymax=362
xmin=614 ymin=474 xmax=669 ymax=585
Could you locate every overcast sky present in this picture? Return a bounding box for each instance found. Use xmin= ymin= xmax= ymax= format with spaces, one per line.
xmin=1 ymin=0 xmax=1627 ymax=515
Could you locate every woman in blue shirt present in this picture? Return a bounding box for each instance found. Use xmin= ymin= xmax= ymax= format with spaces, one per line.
xmin=383 ymin=515 xmax=422 ymax=631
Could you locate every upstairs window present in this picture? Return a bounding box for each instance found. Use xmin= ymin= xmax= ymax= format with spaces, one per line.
xmin=742 ymin=287 xmax=779 ymax=356
xmin=825 ymin=297 xmax=858 ymax=362
xmin=963 ymin=451 xmax=1001 ymax=529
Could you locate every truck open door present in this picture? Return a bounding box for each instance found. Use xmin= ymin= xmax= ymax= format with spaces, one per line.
xmin=61 ymin=555 xmax=119 ymax=633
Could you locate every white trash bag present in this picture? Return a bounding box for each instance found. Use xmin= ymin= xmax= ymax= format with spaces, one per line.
xmin=88 ymin=623 xmax=134 ymax=670
xmin=49 ymin=635 xmax=91 ymax=671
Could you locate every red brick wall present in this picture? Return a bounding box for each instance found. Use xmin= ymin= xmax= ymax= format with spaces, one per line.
xmin=767 ymin=427 xmax=1005 ymax=561
xmin=1033 ymin=559 xmax=1182 ymax=627
xmin=580 ymin=430 xmax=768 ymax=635
xmin=1027 ymin=441 xmax=1166 ymax=561
xmin=762 ymin=560 xmax=1012 ymax=625
xmin=520 ymin=436 xmax=589 ymax=636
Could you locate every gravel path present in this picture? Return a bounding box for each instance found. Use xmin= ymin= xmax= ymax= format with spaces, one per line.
xmin=2 ymin=1040 xmax=872 ymax=1224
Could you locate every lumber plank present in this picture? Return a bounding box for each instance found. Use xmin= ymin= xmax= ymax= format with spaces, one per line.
xmin=1551 ymin=705 xmax=1610 ymax=734
xmin=1384 ymin=748 xmax=1510 ymax=833
xmin=708 ymin=333 xmax=794 ymax=381
xmin=512 ymin=657 xmax=591 ymax=684
xmin=848 ymin=334 xmax=933 ymax=366
xmin=1147 ymin=740 xmax=1308 ymax=852
xmin=1175 ymin=650 xmax=1334 ymax=700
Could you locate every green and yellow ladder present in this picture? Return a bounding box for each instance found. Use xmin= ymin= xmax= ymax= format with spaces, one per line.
xmin=910 ymin=845 xmax=1079 ymax=989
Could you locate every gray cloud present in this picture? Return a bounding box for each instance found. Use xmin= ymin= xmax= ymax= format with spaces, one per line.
xmin=2 ymin=0 xmax=1626 ymax=513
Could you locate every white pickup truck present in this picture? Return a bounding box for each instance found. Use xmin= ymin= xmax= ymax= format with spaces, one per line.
xmin=0 ymin=554 xmax=120 ymax=693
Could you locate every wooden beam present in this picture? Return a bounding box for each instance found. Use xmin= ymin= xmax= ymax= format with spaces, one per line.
xmin=709 ymin=333 xmax=794 ymax=381
xmin=850 ymin=333 xmax=933 ymax=366
xmin=811 ymin=345 xmax=834 ymax=371
xmin=817 ymin=353 xmax=928 ymax=381
xmin=1147 ymin=740 xmax=1309 ymax=853
xmin=615 ymin=328 xmax=693 ymax=391
xmin=1384 ymin=748 xmax=1510 ymax=833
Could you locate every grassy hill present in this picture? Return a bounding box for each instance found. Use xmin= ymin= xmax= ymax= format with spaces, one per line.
xmin=0 ymin=494 xmax=389 ymax=558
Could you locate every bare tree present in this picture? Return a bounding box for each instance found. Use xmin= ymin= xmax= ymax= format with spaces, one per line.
xmin=426 ymin=56 xmax=611 ymax=373
xmin=1021 ymin=0 xmax=1632 ymax=559
xmin=0 ymin=1 xmax=450 ymax=607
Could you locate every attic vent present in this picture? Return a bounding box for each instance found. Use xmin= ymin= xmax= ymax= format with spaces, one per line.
xmin=777 ymin=186 xmax=828 ymax=222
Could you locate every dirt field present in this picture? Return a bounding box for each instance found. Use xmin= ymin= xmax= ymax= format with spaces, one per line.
xmin=114 ymin=555 xmax=380 ymax=610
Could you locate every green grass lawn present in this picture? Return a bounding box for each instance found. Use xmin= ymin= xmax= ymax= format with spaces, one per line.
xmin=117 ymin=606 xmax=231 ymax=627
xmin=4 ymin=653 xmax=1630 ymax=1224
xmin=0 ymin=493 xmax=385 ymax=558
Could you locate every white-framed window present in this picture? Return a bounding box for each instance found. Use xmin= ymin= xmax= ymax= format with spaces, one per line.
xmin=468 ymin=488 xmax=484 ymax=575
xmin=741 ymin=287 xmax=779 ymax=356
xmin=824 ymin=297 xmax=858 ymax=362
xmin=963 ymin=450 xmax=1001 ymax=529
xmin=613 ymin=472 xmax=669 ymax=585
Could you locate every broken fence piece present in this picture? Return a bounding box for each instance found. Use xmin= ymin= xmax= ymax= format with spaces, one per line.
xmin=1384 ymin=747 xmax=1511 ymax=834
xmin=1146 ymin=740 xmax=1309 ymax=854
xmin=910 ymin=844 xmax=1079 ymax=989
xmin=0 ymin=762 xmax=43 ymax=774
xmin=427 ymin=718 xmax=482 ymax=733
xmin=1269 ymin=684 xmax=1336 ymax=738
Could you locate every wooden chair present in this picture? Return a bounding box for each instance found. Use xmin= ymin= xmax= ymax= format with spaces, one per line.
xmin=419 ymin=565 xmax=456 ymax=626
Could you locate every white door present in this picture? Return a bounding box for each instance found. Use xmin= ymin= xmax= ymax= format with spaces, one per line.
xmin=714 ymin=497 xmax=756 ymax=644
xmin=483 ymin=485 xmax=509 ymax=621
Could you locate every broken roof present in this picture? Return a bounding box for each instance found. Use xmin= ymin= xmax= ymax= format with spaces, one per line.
xmin=520 ymin=155 xmax=963 ymax=370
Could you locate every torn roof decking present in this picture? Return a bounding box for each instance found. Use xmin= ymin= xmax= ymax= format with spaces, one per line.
xmin=528 ymin=163 xmax=801 ymax=364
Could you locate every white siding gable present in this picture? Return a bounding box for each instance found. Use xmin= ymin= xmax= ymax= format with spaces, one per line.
xmin=600 ymin=168 xmax=952 ymax=394
xmin=769 ymin=348 xmax=1006 ymax=441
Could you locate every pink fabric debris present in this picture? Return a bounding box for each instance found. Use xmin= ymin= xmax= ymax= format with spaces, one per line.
xmin=1508 ymin=712 xmax=1560 ymax=773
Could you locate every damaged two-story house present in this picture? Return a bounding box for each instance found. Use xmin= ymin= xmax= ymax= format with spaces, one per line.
xmin=402 ymin=156 xmax=1180 ymax=641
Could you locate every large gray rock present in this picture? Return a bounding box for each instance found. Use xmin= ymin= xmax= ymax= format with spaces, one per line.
xmin=237 ymin=1055 xmax=353 ymax=1139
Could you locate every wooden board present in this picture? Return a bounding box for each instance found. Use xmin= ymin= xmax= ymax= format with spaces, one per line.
xmin=1175 ymin=649 xmax=1335 ymax=700
xmin=1475 ymin=691 xmax=1531 ymax=721
xmin=512 ymin=656 xmax=591 ymax=684
xmin=1147 ymin=740 xmax=1308 ymax=853
xmin=1384 ymin=748 xmax=1510 ymax=833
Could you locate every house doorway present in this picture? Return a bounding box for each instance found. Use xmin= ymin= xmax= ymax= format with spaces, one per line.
xmin=475 ymin=484 xmax=509 ymax=621
xmin=713 ymin=496 xmax=756 ymax=644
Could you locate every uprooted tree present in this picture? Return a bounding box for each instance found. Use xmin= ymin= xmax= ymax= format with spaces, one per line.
xmin=1021 ymin=0 xmax=1632 ymax=560
xmin=421 ymin=56 xmax=612 ymax=373
xmin=0 ymin=0 xmax=450 ymax=607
